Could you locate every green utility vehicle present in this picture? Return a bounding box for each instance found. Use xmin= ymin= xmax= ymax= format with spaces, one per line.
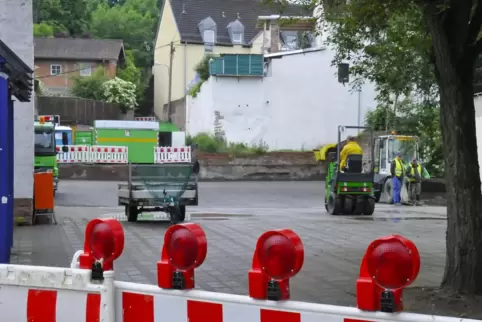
xmin=34 ymin=120 xmax=68 ymax=194
xmin=325 ymin=125 xmax=375 ymax=216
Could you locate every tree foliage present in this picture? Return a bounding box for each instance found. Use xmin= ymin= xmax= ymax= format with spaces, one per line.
xmin=90 ymin=0 xmax=159 ymax=68
xmin=189 ymin=55 xmax=215 ymax=97
xmin=117 ymin=50 xmax=141 ymax=85
xmin=33 ymin=0 xmax=159 ymax=69
xmin=70 ymin=67 xmax=109 ymax=100
xmin=102 ymin=77 xmax=138 ymax=112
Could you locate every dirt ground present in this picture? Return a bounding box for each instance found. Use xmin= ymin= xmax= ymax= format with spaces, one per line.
xmin=404 ymin=287 xmax=482 ymax=319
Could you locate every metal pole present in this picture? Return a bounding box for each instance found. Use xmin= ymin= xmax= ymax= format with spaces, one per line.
xmin=167 ymin=41 xmax=174 ymax=122
xmin=357 ymin=89 xmax=361 ymax=134
xmin=0 ymin=65 xmax=11 ymax=263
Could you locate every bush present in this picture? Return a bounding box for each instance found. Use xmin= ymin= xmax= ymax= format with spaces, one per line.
xmin=187 ymin=133 xmax=269 ymax=155
xmin=71 ymin=67 xmax=108 ymax=100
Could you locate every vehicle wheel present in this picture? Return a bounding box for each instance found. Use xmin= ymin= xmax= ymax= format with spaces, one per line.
xmin=363 ymin=198 xmax=375 ymax=216
xmin=169 ymin=206 xmax=185 ymax=224
xmin=327 ymin=193 xmax=342 ymax=215
xmin=179 ymin=205 xmax=186 ymax=222
xmin=343 ymin=196 xmax=354 ymax=214
xmin=374 ymin=190 xmax=381 ymax=203
xmin=382 ymin=178 xmax=394 ymax=204
xmin=126 ymin=205 xmax=138 ymax=222
xmin=353 ymin=197 xmax=365 ymax=215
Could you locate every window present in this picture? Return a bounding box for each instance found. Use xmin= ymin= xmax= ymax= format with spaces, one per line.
xmin=203 ymin=30 xmax=215 ymax=43
xmin=34 ymin=128 xmax=55 ymax=156
xmin=50 ymin=64 xmax=62 ymax=75
xmin=79 ymin=63 xmax=92 ymax=76
xmin=232 ymin=32 xmax=243 ymax=44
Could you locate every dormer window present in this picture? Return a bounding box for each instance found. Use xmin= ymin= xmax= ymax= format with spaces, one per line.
xmin=227 ymin=19 xmax=244 ymax=45
xmin=198 ymin=16 xmax=217 ymax=45
xmin=203 ymin=30 xmax=215 ymax=43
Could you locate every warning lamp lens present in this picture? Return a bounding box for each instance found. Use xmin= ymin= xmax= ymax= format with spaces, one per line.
xmin=89 ymin=222 xmax=116 ymax=261
xmin=366 ymin=239 xmax=413 ymax=289
xmin=166 ymin=228 xmax=199 ymax=270
xmin=258 ymin=234 xmax=297 ymax=279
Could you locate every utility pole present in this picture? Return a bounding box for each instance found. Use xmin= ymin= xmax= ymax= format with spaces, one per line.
xmin=167 ymin=41 xmax=174 ymax=122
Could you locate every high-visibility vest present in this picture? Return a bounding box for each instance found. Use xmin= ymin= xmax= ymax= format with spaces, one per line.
xmin=408 ymin=164 xmax=422 ymax=182
xmin=393 ymin=158 xmax=404 ymax=177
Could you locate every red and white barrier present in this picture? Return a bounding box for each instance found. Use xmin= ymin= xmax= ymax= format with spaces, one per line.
xmin=154 ymin=146 xmax=191 ymax=163
xmin=4 ymin=219 xmax=480 ymax=322
xmin=90 ymin=146 xmax=128 ymax=163
xmin=0 ymin=265 xmax=114 ymax=322
xmin=135 ymin=116 xmax=157 ymax=121
xmin=56 ymin=145 xmax=90 ymax=163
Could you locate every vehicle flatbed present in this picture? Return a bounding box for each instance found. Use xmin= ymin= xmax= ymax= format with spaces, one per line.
xmin=117 ymin=161 xmax=199 ymax=223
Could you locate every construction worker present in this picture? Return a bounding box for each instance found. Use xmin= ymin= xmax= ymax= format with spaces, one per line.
xmin=406 ymin=158 xmax=429 ymax=205
xmin=390 ymin=152 xmax=405 ymax=205
xmin=340 ymin=136 xmax=363 ymax=170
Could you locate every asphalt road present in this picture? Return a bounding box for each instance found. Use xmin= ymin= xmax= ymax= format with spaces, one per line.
xmin=13 ymin=180 xmax=447 ymax=306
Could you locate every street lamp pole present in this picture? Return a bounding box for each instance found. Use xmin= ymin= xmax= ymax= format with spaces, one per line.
xmin=154 ymin=60 xmax=172 ymax=122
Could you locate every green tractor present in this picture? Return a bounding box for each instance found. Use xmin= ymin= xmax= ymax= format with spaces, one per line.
xmin=325 ymin=125 xmax=375 ymax=216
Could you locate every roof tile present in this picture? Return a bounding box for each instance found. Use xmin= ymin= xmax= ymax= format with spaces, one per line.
xmin=34 ymin=38 xmax=125 ymax=61
xmin=170 ymin=0 xmax=311 ymax=46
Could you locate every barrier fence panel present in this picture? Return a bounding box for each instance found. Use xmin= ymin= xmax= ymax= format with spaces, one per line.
xmin=90 ymin=146 xmax=128 ymax=163
xmin=154 ymin=146 xmax=192 ymax=163
xmin=135 ymin=116 xmax=156 ymax=121
xmin=8 ymin=218 xmax=480 ymax=322
xmin=56 ymin=145 xmax=90 ymax=163
xmin=0 ymin=264 xmax=114 ymax=322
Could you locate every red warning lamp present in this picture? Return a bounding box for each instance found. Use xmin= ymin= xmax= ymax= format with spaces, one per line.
xmin=79 ymin=218 xmax=124 ymax=278
xmin=356 ymin=234 xmax=420 ymax=313
xmin=248 ymin=229 xmax=304 ymax=301
xmin=157 ymin=223 xmax=207 ymax=290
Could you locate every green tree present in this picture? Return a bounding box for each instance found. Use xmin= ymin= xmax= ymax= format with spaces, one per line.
xmin=302 ymin=0 xmax=482 ymax=293
xmin=71 ymin=67 xmax=108 ymax=100
xmin=33 ymin=23 xmax=55 ymax=37
xmin=90 ymin=0 xmax=158 ymax=68
xmin=33 ymin=0 xmax=92 ymax=35
xmin=117 ymin=50 xmax=141 ymax=85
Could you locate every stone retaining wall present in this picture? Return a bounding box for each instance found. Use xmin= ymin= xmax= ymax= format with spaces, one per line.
xmin=59 ymin=152 xmax=324 ymax=181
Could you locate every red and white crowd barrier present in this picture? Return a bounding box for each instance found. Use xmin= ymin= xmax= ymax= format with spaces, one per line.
xmin=154 ymin=146 xmax=192 ymax=163
xmin=90 ymin=146 xmax=128 ymax=163
xmin=2 ymin=219 xmax=478 ymax=322
xmin=135 ymin=116 xmax=157 ymax=121
xmin=0 ymin=265 xmax=114 ymax=321
xmin=56 ymin=145 xmax=90 ymax=163
xmin=56 ymin=145 xmax=192 ymax=164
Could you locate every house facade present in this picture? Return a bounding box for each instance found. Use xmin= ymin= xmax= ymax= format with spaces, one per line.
xmin=0 ymin=0 xmax=35 ymax=219
xmin=186 ymin=49 xmax=378 ymax=150
xmin=34 ymin=37 xmax=125 ymax=95
xmin=153 ymin=0 xmax=312 ymax=129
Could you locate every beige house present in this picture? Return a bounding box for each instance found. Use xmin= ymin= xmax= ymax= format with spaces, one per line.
xmin=153 ymin=0 xmax=312 ymax=129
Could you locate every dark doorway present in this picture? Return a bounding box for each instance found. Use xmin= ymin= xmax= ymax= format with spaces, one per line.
xmin=158 ymin=131 xmax=172 ymax=146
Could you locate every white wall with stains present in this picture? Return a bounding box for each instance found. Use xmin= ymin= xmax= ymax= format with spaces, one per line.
xmin=0 ymin=0 xmax=34 ymax=199
xmin=187 ymin=48 xmax=378 ymax=150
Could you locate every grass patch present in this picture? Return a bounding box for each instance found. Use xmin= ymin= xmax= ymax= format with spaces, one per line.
xmin=187 ymin=133 xmax=269 ymax=156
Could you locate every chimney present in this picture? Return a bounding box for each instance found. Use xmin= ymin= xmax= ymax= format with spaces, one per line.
xmin=269 ymin=21 xmax=280 ymax=53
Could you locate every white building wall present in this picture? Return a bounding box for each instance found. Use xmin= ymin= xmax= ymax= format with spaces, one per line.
xmin=187 ymin=48 xmax=377 ymax=150
xmin=0 ymin=0 xmax=35 ymax=200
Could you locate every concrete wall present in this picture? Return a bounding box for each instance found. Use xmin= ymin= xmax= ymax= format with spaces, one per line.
xmin=186 ymin=48 xmax=378 ymax=150
xmin=59 ymin=152 xmax=323 ymax=181
xmin=0 ymin=0 xmax=35 ymax=218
